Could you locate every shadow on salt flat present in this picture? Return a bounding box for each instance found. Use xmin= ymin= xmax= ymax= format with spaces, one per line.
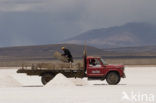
xmin=93 ymin=83 xmax=127 ymax=86
xmin=22 ymin=85 xmax=43 ymax=87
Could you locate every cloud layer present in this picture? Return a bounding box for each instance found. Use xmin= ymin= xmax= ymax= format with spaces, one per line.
xmin=0 ymin=0 xmax=156 ymax=47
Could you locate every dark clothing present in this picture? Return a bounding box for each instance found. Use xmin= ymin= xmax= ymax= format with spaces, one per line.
xmin=62 ymin=48 xmax=73 ymax=62
xmin=90 ymin=59 xmax=96 ymax=66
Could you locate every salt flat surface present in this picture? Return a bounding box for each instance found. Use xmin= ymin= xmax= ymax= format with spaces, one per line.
xmin=0 ymin=75 xmax=21 ymax=87
xmin=45 ymin=73 xmax=75 ymax=87
xmin=0 ymin=66 xmax=155 ymax=103
xmin=70 ymin=78 xmax=88 ymax=86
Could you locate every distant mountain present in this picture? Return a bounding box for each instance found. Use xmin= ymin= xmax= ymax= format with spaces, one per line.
xmin=64 ymin=22 xmax=156 ymax=48
xmin=0 ymin=44 xmax=156 ymax=61
xmin=0 ymin=44 xmax=104 ymax=60
xmin=102 ymin=45 xmax=156 ymax=56
xmin=104 ymin=46 xmax=156 ymax=52
xmin=1 ymin=44 xmax=156 ymax=66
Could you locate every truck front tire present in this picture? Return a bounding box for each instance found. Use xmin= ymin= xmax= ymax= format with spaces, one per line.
xmin=106 ymin=72 xmax=120 ymax=85
xmin=41 ymin=73 xmax=55 ymax=85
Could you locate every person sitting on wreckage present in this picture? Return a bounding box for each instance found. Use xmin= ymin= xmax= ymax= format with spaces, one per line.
xmin=61 ymin=47 xmax=73 ymax=63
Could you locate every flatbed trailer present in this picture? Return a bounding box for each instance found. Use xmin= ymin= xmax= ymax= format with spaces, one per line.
xmin=17 ymin=63 xmax=85 ymax=85
xmin=17 ymin=67 xmax=85 ymax=77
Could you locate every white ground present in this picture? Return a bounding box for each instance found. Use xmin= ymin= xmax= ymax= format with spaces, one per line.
xmin=45 ymin=73 xmax=75 ymax=87
xmin=0 ymin=66 xmax=156 ymax=103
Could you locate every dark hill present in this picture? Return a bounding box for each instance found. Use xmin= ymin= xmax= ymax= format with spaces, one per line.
xmin=0 ymin=44 xmax=104 ymax=59
xmin=0 ymin=44 xmax=156 ymax=66
xmin=64 ymin=22 xmax=156 ymax=48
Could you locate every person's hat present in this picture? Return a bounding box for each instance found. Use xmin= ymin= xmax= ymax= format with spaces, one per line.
xmin=61 ymin=46 xmax=65 ymax=50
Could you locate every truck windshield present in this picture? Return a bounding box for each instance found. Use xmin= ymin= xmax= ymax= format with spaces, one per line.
xmin=101 ymin=58 xmax=107 ymax=65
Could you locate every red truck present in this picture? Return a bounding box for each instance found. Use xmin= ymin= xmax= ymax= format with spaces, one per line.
xmin=17 ymin=52 xmax=126 ymax=85
xmin=86 ymin=56 xmax=125 ymax=84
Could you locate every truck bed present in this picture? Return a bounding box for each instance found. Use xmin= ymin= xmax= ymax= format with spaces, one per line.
xmin=17 ymin=62 xmax=84 ymax=77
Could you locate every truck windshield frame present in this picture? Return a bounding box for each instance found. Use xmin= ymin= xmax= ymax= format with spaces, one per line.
xmin=100 ymin=58 xmax=107 ymax=65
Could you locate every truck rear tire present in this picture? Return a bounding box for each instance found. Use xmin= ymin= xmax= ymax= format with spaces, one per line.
xmin=106 ymin=72 xmax=120 ymax=85
xmin=41 ymin=73 xmax=55 ymax=85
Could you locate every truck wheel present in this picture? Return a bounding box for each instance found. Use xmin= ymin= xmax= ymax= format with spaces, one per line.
xmin=106 ymin=72 xmax=120 ymax=85
xmin=41 ymin=73 xmax=55 ymax=85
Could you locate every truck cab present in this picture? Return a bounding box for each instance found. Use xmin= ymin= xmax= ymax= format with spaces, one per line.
xmin=85 ymin=56 xmax=125 ymax=85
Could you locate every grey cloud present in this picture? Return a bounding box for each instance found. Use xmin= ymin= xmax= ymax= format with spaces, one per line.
xmin=0 ymin=0 xmax=156 ymax=47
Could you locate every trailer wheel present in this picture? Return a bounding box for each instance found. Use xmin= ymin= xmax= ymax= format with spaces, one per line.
xmin=41 ymin=73 xmax=55 ymax=85
xmin=106 ymin=72 xmax=120 ymax=85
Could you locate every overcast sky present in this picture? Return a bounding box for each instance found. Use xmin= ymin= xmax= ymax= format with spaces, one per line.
xmin=0 ymin=0 xmax=156 ymax=47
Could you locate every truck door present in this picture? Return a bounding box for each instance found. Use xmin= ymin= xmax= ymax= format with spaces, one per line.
xmin=87 ymin=58 xmax=104 ymax=77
